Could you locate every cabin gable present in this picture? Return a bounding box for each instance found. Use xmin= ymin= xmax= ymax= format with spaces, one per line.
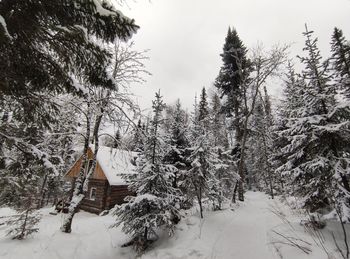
xmin=65 ymin=148 xmax=108 ymax=181
xmin=65 ymin=147 xmax=136 ymax=214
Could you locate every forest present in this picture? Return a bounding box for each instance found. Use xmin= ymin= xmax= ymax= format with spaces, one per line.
xmin=1 ymin=1 xmax=350 ymax=258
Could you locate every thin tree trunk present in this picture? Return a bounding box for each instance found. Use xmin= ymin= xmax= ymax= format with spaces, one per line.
xmin=61 ymin=102 xmax=91 ymax=233
xmin=37 ymin=174 xmax=48 ymax=209
xmin=232 ymin=181 xmax=238 ymax=203
xmin=198 ymin=187 xmax=203 ymax=219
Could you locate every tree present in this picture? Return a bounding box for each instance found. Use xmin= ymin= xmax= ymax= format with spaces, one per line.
xmin=163 ymin=99 xmax=189 ymax=188
xmin=0 ymin=0 xmax=138 ymax=113
xmin=0 ymin=0 xmax=141 ymax=233
xmin=210 ymin=92 xmax=229 ymax=148
xmin=198 ymin=87 xmax=209 ymax=123
xmin=276 ymin=26 xmax=350 ymax=218
xmin=130 ymin=119 xmax=144 ymax=151
xmin=215 ymin=27 xmax=251 ymax=201
xmin=0 ymin=94 xmax=77 ymax=211
xmin=330 ymin=27 xmax=350 ymax=99
xmin=271 ymin=62 xmax=305 ymax=193
xmin=184 ymin=89 xmax=227 ymax=217
xmin=5 ymin=197 xmax=41 ymax=240
xmin=113 ymin=130 xmax=121 ymax=148
xmin=113 ymin=91 xmax=181 ymax=252
xmin=246 ymin=93 xmax=275 ymax=197
xmin=61 ymin=40 xmax=147 ymax=233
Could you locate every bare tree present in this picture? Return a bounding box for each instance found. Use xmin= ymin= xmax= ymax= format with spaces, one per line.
xmin=236 ymin=44 xmax=288 ymax=201
xmin=61 ymin=41 xmax=149 ymax=233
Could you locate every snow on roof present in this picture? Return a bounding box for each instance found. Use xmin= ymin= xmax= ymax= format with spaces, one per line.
xmin=95 ymin=146 xmax=137 ymax=185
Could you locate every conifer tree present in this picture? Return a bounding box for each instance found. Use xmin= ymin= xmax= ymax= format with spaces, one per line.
xmin=0 ymin=0 xmax=138 ymax=113
xmin=113 ymin=130 xmax=121 ymax=148
xmin=164 ymin=99 xmax=189 ymax=188
xmin=210 ymin=92 xmax=229 ymax=148
xmin=130 ymin=119 xmax=144 ymax=152
xmin=184 ymin=88 xmax=228 ymax=216
xmin=277 ymin=26 xmax=350 ymax=218
xmin=5 ymin=197 xmax=41 ymax=240
xmin=113 ymin=91 xmax=181 ymax=252
xmin=271 ymin=63 xmax=305 ymax=193
xmin=330 ymin=27 xmax=350 ymax=99
xmin=215 ymin=27 xmax=251 ymax=201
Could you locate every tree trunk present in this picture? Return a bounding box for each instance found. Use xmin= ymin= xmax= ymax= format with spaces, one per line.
xmin=61 ymin=102 xmax=91 ymax=233
xmin=197 ymin=186 xmax=203 ymax=219
xmin=37 ymin=173 xmax=48 ymax=209
xmin=232 ymin=181 xmax=238 ymax=203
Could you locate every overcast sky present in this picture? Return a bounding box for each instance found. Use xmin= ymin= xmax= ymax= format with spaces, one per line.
xmin=119 ymin=0 xmax=350 ymax=111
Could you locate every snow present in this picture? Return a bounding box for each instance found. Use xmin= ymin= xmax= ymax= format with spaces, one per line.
xmin=0 ymin=15 xmax=12 ymax=40
xmin=1 ymin=192 xmax=349 ymax=259
xmin=96 ymin=146 xmax=137 ymax=185
xmin=133 ymin=193 xmax=158 ymax=204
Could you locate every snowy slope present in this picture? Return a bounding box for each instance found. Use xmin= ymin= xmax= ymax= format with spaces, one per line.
xmin=0 ymin=192 xmax=348 ymax=259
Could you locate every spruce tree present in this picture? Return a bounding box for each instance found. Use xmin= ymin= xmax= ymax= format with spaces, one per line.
xmin=210 ymin=93 xmax=229 ymax=148
xmin=113 ymin=91 xmax=181 ymax=252
xmin=277 ymin=26 xmax=350 ymax=218
xmin=330 ymin=27 xmax=350 ymax=99
xmin=215 ymin=27 xmax=251 ymax=142
xmin=184 ymin=89 xmax=227 ymax=216
xmin=0 ymin=0 xmax=138 ymax=105
xmin=215 ymin=27 xmax=251 ymax=201
xmin=164 ymin=99 xmax=189 ymax=188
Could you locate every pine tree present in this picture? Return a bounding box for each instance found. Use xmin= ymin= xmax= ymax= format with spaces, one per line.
xmin=330 ymin=27 xmax=350 ymax=99
xmin=113 ymin=91 xmax=181 ymax=252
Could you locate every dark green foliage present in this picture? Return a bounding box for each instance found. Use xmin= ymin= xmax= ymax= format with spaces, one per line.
xmin=198 ymin=87 xmax=209 ymax=122
xmin=215 ymin=27 xmax=251 ymax=120
xmin=330 ymin=27 xmax=350 ymax=99
xmin=0 ymin=0 xmax=138 ymax=120
xmin=275 ymin=26 xmax=350 ymax=219
xmin=114 ymin=91 xmax=181 ymax=252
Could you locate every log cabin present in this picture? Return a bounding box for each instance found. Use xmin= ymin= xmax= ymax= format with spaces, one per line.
xmin=65 ymin=146 xmax=138 ymax=214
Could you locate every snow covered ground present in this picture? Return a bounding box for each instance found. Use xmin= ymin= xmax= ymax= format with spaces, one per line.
xmin=0 ymin=192 xmax=348 ymax=259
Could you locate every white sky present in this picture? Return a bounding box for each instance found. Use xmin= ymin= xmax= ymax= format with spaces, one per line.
xmin=119 ymin=0 xmax=350 ymax=111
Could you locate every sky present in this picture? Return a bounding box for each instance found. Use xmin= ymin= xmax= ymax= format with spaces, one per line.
xmin=118 ymin=0 xmax=350 ymax=111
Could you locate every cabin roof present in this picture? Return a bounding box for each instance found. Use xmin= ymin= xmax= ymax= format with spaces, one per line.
xmin=65 ymin=146 xmax=138 ymax=186
xmin=96 ymin=146 xmax=137 ymax=185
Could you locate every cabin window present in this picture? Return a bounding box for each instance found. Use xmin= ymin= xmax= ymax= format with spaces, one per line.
xmin=89 ymin=187 xmax=97 ymax=200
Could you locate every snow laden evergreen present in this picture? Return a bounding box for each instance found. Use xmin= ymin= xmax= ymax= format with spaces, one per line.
xmin=5 ymin=198 xmax=41 ymax=240
xmin=0 ymin=95 xmax=77 ymax=211
xmin=113 ymin=91 xmax=181 ymax=252
xmin=184 ymin=88 xmax=232 ymax=216
xmin=270 ymin=63 xmax=306 ymax=194
xmin=276 ymin=26 xmax=350 ymax=220
xmin=210 ymin=93 xmax=229 ymax=149
xmin=163 ymin=99 xmax=190 ymax=189
xmin=214 ymin=27 xmax=251 ymax=201
xmin=246 ymin=94 xmax=275 ymax=197
xmin=330 ymin=27 xmax=350 ymax=99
